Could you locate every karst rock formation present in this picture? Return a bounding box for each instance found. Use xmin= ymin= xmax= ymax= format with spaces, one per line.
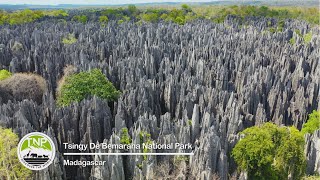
xmin=0 ymin=17 xmax=319 ymax=179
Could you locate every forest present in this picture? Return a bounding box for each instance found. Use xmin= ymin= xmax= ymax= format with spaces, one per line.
xmin=0 ymin=5 xmax=319 ymax=25
xmin=0 ymin=4 xmax=319 ymax=180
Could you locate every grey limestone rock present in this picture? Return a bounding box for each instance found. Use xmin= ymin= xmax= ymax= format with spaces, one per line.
xmin=0 ymin=17 xmax=319 ymax=179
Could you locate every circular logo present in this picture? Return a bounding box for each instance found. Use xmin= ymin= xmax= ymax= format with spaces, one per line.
xmin=17 ymin=132 xmax=56 ymax=170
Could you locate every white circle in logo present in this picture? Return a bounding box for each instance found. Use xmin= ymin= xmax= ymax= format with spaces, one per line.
xmin=17 ymin=132 xmax=56 ymax=170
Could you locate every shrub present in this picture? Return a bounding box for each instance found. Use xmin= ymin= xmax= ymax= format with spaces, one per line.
xmin=72 ymin=15 xmax=87 ymax=23
xmin=269 ymin=27 xmax=276 ymax=33
xmin=289 ymin=37 xmax=296 ymax=45
xmin=0 ymin=127 xmax=32 ymax=179
xmin=0 ymin=73 xmax=46 ymax=104
xmin=120 ymin=128 xmax=131 ymax=145
xmin=137 ymin=163 xmax=142 ymax=169
xmin=141 ymin=13 xmax=159 ymax=23
xmin=274 ymin=127 xmax=306 ymax=179
xmin=128 ymin=5 xmax=138 ymax=15
xmin=122 ymin=16 xmax=130 ymax=22
xmin=277 ymin=20 xmax=285 ymax=29
xmin=0 ymin=69 xmax=12 ymax=81
xmin=303 ymin=32 xmax=313 ymax=43
xmin=139 ymin=131 xmax=152 ymax=160
xmin=208 ymin=6 xmax=319 ymax=25
xmin=57 ymin=69 xmax=120 ymax=106
xmin=181 ymin=4 xmax=192 ymax=13
xmin=295 ymin=29 xmax=302 ymax=37
xmin=174 ymin=155 xmax=189 ymax=165
xmin=302 ymin=110 xmax=320 ymax=134
xmin=45 ymin=10 xmax=68 ymax=17
xmin=232 ymin=123 xmax=306 ymax=179
xmin=303 ymin=175 xmax=320 ymax=180
xmin=174 ymin=16 xmax=185 ymax=25
xmin=99 ymin=15 xmax=109 ymax=24
xmin=62 ymin=34 xmax=77 ymax=45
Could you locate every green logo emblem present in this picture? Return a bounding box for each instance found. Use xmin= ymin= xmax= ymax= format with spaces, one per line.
xmin=17 ymin=132 xmax=56 ymax=170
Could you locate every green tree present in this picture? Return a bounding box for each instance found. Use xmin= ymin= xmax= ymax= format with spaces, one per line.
xmin=181 ymin=4 xmax=192 ymax=13
xmin=274 ymin=127 xmax=306 ymax=180
xmin=99 ymin=15 xmax=109 ymax=25
xmin=303 ymin=32 xmax=313 ymax=44
xmin=120 ymin=128 xmax=131 ymax=145
xmin=0 ymin=127 xmax=32 ymax=179
xmin=57 ymin=69 xmax=120 ymax=106
xmin=302 ymin=110 xmax=320 ymax=134
xmin=122 ymin=15 xmax=130 ymax=22
xmin=141 ymin=13 xmax=159 ymax=23
xmin=232 ymin=124 xmax=276 ymax=179
xmin=62 ymin=34 xmax=77 ymax=45
xmin=45 ymin=10 xmax=68 ymax=17
xmin=128 ymin=5 xmax=138 ymax=15
xmin=72 ymin=15 xmax=87 ymax=23
xmin=175 ymin=16 xmax=185 ymax=25
xmin=232 ymin=123 xmax=306 ymax=179
xmin=0 ymin=69 xmax=12 ymax=81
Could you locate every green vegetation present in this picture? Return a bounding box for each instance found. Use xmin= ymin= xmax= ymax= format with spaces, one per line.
xmin=0 ymin=127 xmax=32 ymax=179
xmin=289 ymin=30 xmax=313 ymax=45
xmin=62 ymin=34 xmax=77 ymax=45
xmin=117 ymin=19 xmax=124 ymax=24
xmin=194 ymin=5 xmax=319 ymax=25
xmin=138 ymin=5 xmax=199 ymax=25
xmin=128 ymin=5 xmax=138 ymax=16
xmin=302 ymin=110 xmax=320 ymax=134
xmin=181 ymin=4 xmax=192 ymax=13
xmin=303 ymin=175 xmax=320 ymax=180
xmin=99 ymin=15 xmax=109 ymax=25
xmin=57 ymin=69 xmax=120 ymax=106
xmin=141 ymin=13 xmax=159 ymax=23
xmin=72 ymin=15 xmax=88 ymax=23
xmin=0 ymin=5 xmax=318 ymax=26
xmin=295 ymin=29 xmax=302 ymax=37
xmin=122 ymin=16 xmax=130 ymax=22
xmin=137 ymin=163 xmax=142 ymax=170
xmin=188 ymin=119 xmax=192 ymax=126
xmin=45 ymin=9 xmax=68 ymax=17
xmin=289 ymin=37 xmax=296 ymax=45
xmin=139 ymin=131 xmax=152 ymax=160
xmin=303 ymin=32 xmax=313 ymax=44
xmin=174 ymin=155 xmax=189 ymax=166
xmin=0 ymin=69 xmax=12 ymax=81
xmin=232 ymin=122 xmax=306 ymax=180
xmin=0 ymin=9 xmax=68 ymax=25
xmin=120 ymin=128 xmax=132 ymax=145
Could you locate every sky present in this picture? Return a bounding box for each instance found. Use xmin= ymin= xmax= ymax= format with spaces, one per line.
xmin=0 ymin=0 xmax=214 ymax=5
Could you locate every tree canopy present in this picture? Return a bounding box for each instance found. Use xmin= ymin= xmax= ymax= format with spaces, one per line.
xmin=0 ymin=69 xmax=12 ymax=81
xmin=0 ymin=127 xmax=32 ymax=179
xmin=0 ymin=5 xmax=318 ymax=26
xmin=232 ymin=123 xmax=306 ymax=180
xmin=302 ymin=110 xmax=320 ymax=134
xmin=0 ymin=9 xmax=68 ymax=25
xmin=57 ymin=69 xmax=120 ymax=106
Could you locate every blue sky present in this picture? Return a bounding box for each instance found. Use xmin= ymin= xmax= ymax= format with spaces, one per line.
xmin=0 ymin=0 xmax=213 ymax=5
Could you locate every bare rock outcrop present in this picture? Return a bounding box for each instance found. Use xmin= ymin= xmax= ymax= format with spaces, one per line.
xmin=0 ymin=16 xmax=319 ymax=179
